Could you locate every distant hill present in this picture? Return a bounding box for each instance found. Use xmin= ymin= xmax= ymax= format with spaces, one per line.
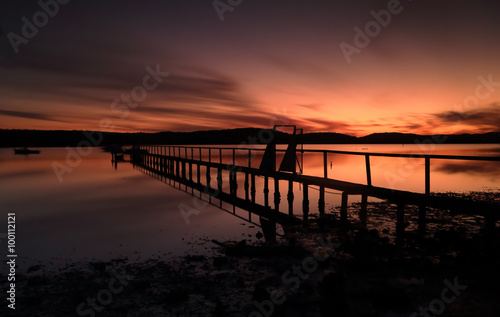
xmin=358 ymin=132 xmax=500 ymax=144
xmin=0 ymin=128 xmax=498 ymax=148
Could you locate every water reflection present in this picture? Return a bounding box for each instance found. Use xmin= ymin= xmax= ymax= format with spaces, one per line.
xmin=1 ymin=144 xmax=498 ymax=270
xmin=0 ymin=148 xmax=262 ymax=270
xmin=434 ymin=160 xmax=500 ymax=178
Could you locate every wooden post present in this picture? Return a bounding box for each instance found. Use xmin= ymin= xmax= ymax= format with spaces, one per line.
xmin=360 ymin=194 xmax=368 ymax=227
xmin=167 ymin=147 xmax=171 ymax=184
xmin=274 ymin=177 xmax=280 ymax=212
xmin=196 ymin=163 xmax=201 ymax=184
xmin=161 ymin=156 xmax=165 ymax=175
xmin=251 ymin=174 xmax=256 ymax=203
xmin=206 ymin=165 xmax=211 ymax=189
xmin=207 ymin=150 xmax=211 ymax=201
xmin=303 ymin=184 xmax=309 ymax=222
xmin=340 ymin=192 xmax=348 ymax=223
xmin=365 ymin=155 xmax=372 ymax=187
xmin=229 ymin=170 xmax=236 ymax=197
xmin=244 ymin=173 xmax=249 ymax=201
xmin=396 ymin=203 xmax=405 ymax=238
xmin=319 ymin=186 xmax=325 ymax=216
xmin=164 ymin=153 xmax=167 ymax=173
xmin=264 ymin=176 xmax=269 ymax=208
xmin=168 ymin=158 xmax=172 ymax=185
xmin=245 ymin=149 xmax=251 ymax=201
xmin=176 ymin=159 xmax=180 ymax=178
xmin=217 ymin=168 xmax=223 ymax=207
xmin=288 ymin=180 xmax=294 ymax=216
xmin=189 ymin=148 xmax=193 ymax=182
xmin=163 ymin=148 xmax=166 ymax=176
xmin=160 ymin=148 xmax=163 ymax=172
xmin=323 ymin=152 xmax=328 ymax=178
xmin=182 ymin=159 xmax=186 ymax=180
xmin=425 ymin=157 xmax=430 ymax=195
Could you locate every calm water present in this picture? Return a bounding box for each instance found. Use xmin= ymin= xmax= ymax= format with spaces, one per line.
xmin=0 ymin=148 xmax=262 ymax=270
xmin=1 ymin=144 xmax=499 ymax=270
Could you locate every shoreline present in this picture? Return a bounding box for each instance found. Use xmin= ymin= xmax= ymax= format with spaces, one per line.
xmin=2 ymin=206 xmax=499 ymax=316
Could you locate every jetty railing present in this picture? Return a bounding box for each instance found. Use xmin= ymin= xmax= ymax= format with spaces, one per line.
xmin=138 ymin=145 xmax=500 ymax=195
xmin=129 ymin=145 xmax=500 ymax=236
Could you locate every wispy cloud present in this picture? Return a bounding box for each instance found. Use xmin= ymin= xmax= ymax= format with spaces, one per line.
xmin=0 ymin=109 xmax=60 ymax=122
xmin=432 ymin=103 xmax=500 ymax=131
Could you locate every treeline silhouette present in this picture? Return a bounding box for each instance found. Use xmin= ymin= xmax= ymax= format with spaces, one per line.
xmin=0 ymin=128 xmax=499 ymax=147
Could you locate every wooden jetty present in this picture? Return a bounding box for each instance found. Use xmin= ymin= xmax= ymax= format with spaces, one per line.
xmin=119 ymin=140 xmax=500 ymax=237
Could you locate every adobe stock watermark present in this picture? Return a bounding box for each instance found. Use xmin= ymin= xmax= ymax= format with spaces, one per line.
xmin=76 ymin=268 xmax=135 ymax=317
xmin=339 ymin=0 xmax=407 ymax=64
xmin=249 ymin=237 xmax=341 ymax=317
xmin=7 ymin=0 xmax=73 ymax=54
xmin=179 ymin=109 xmax=291 ymax=225
xmin=410 ymin=277 xmax=467 ymax=317
xmin=384 ymin=73 xmax=500 ymax=189
xmin=51 ymin=64 xmax=169 ymax=182
xmin=213 ymin=0 xmax=244 ymax=21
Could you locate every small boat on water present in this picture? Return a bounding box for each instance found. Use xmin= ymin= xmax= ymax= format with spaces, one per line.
xmin=14 ymin=147 xmax=40 ymax=155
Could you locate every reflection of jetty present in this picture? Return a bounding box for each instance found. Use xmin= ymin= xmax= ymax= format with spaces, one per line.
xmin=117 ymin=130 xmax=500 ymax=237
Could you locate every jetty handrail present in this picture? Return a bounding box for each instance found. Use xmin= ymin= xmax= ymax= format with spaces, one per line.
xmin=139 ymin=145 xmax=500 ymax=195
xmin=140 ymin=144 xmax=500 ymax=161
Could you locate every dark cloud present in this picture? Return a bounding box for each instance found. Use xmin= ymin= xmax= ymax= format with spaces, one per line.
xmin=153 ymin=74 xmax=254 ymax=108
xmin=0 ymin=108 xmax=59 ymax=122
xmin=0 ymin=38 xmax=255 ymax=114
xmin=432 ymin=104 xmax=500 ymax=131
xmin=300 ymin=117 xmax=353 ymax=131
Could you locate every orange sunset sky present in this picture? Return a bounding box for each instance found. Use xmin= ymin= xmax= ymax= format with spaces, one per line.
xmin=1 ymin=0 xmax=500 ymax=136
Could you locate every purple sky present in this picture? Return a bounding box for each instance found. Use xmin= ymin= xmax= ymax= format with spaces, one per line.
xmin=1 ymin=0 xmax=500 ymax=135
